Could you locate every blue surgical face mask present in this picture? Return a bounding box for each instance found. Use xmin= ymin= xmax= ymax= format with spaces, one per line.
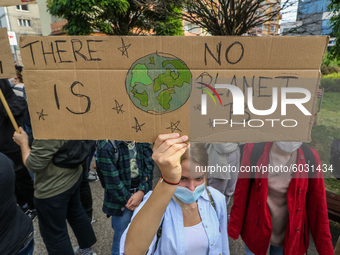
xmin=174 ymin=182 xmax=205 ymax=204
xmin=276 ymin=142 xmax=302 ymax=153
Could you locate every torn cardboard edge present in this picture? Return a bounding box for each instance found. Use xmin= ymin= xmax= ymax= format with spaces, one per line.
xmin=0 ymin=28 xmax=16 ymax=79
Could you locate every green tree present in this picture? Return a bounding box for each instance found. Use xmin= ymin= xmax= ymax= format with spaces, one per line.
xmin=158 ymin=0 xmax=293 ymax=36
xmin=328 ymin=0 xmax=340 ymax=59
xmin=47 ymin=0 xmax=129 ymax=35
xmin=152 ymin=6 xmax=184 ymax=36
xmin=47 ymin=0 xmax=183 ymax=36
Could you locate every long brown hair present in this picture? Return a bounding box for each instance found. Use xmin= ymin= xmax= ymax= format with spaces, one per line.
xmin=15 ymin=65 xmax=24 ymax=83
xmin=181 ymin=143 xmax=208 ymax=167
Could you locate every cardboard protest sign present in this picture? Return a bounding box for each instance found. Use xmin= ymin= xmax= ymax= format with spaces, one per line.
xmin=19 ymin=36 xmax=328 ymax=142
xmin=0 ymin=28 xmax=15 ymax=79
xmin=0 ymin=0 xmax=36 ymax=6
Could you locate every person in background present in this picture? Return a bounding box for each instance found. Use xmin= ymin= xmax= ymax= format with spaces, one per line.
xmin=0 ymin=152 xmax=34 ymax=255
xmin=0 ymin=79 xmax=35 ymax=218
xmin=13 ymin=128 xmax=97 ymax=255
xmin=121 ymin=133 xmax=230 ymax=255
xmin=9 ymin=65 xmax=33 ymax=146
xmin=96 ymin=140 xmax=154 ymax=255
xmin=80 ymin=143 xmax=97 ymax=223
xmin=9 ymin=65 xmax=26 ymax=98
xmin=205 ymin=143 xmax=240 ymax=205
xmin=228 ymin=142 xmax=333 ymax=255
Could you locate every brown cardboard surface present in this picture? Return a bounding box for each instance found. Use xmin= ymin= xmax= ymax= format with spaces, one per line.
xmin=0 ymin=0 xmax=36 ymax=6
xmin=19 ymin=36 xmax=328 ymax=142
xmin=0 ymin=28 xmax=15 ymax=79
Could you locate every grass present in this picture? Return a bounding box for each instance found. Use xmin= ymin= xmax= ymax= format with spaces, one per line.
xmin=309 ymin=92 xmax=340 ymax=194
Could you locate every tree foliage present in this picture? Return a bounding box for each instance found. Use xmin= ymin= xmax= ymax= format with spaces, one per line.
xmin=47 ymin=0 xmax=183 ymax=36
xmin=152 ymin=5 xmax=184 ymax=36
xmin=47 ymin=0 xmax=129 ymax=35
xmin=159 ymin=0 xmax=294 ymax=36
xmin=328 ymin=0 xmax=340 ymax=59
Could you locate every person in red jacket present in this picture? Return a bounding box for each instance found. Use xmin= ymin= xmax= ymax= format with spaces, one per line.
xmin=228 ymin=142 xmax=333 ymax=255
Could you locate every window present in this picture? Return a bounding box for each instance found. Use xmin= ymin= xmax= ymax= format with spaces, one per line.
xmin=16 ymin=5 xmax=29 ymax=11
xmin=18 ymin=19 xmax=32 ymax=27
xmin=270 ymin=26 xmax=276 ymax=32
xmin=321 ymin=19 xmax=332 ymax=35
xmin=184 ymin=21 xmax=199 ymax=34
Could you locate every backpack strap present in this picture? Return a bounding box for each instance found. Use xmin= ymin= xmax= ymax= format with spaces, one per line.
xmin=96 ymin=140 xmax=119 ymax=189
xmin=205 ymin=187 xmax=216 ymax=211
xmin=300 ymin=144 xmax=315 ymax=178
xmin=109 ymin=140 xmax=119 ymax=164
xmin=152 ymin=218 xmax=164 ymax=254
xmin=250 ymin=143 xmax=266 ymax=179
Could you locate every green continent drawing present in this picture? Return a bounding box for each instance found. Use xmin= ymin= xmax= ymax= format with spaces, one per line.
xmin=126 ymin=52 xmax=192 ymax=114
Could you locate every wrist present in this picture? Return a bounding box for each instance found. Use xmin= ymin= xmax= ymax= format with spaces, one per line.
xmin=20 ymin=141 xmax=29 ymax=149
xmin=137 ymin=190 xmax=145 ymax=195
xmin=161 ymin=174 xmax=180 ymax=185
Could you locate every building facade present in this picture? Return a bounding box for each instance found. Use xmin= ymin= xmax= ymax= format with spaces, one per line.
xmin=296 ymin=0 xmax=332 ymax=35
xmin=247 ymin=0 xmax=281 ymax=36
xmin=0 ymin=3 xmax=42 ymax=63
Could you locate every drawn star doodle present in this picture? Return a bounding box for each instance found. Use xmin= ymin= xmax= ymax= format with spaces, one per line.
xmin=208 ymin=119 xmax=215 ymax=130
xmin=132 ymin=117 xmax=145 ymax=132
xmin=36 ymin=109 xmax=48 ymax=120
xmin=193 ymin=104 xmax=201 ymax=111
xmin=166 ymin=121 xmax=182 ymax=133
xmin=118 ymin=38 xmax=131 ymax=58
xmin=112 ymin=100 xmax=124 ymax=114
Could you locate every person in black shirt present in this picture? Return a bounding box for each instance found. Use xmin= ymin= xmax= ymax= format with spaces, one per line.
xmin=0 ymin=79 xmax=35 ymax=216
xmin=0 ymin=152 xmax=34 ymax=255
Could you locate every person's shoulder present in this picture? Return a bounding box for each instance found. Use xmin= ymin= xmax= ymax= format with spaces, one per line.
xmin=33 ymin=139 xmax=65 ymax=146
xmin=206 ymin=186 xmax=227 ymax=217
xmin=97 ymin=140 xmax=113 ymax=150
xmin=301 ymin=145 xmax=321 ymax=162
xmin=308 ymin=147 xmax=320 ymax=157
xmin=206 ymin=186 xmax=225 ymax=202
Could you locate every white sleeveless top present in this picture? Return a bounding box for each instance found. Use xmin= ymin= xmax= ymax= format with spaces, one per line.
xmin=184 ymin=222 xmax=209 ymax=255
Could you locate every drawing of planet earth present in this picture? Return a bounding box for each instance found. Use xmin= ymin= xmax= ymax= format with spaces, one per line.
xmin=125 ymin=52 xmax=192 ymax=114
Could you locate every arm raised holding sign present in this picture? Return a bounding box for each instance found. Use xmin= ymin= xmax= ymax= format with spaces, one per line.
xmin=121 ymin=133 xmax=230 ymax=255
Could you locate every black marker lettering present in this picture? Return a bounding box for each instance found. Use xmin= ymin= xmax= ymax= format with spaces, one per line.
xmin=258 ymin=76 xmax=272 ymax=97
xmin=21 ymin=40 xmax=39 ymax=65
xmin=55 ymin=40 xmax=73 ymax=63
xmin=66 ymin=81 xmax=91 ymax=114
xmin=243 ymin=76 xmax=255 ymax=96
xmin=54 ymin=84 xmax=60 ymax=110
xmin=204 ymin=42 xmax=221 ymax=65
xmin=87 ymin=40 xmax=103 ymax=61
xmin=226 ymin=75 xmax=237 ymax=97
xmin=41 ymin=41 xmax=56 ymax=65
xmin=0 ymin=61 xmax=2 ymax=74
xmin=225 ymin=41 xmax=244 ymax=65
xmin=275 ymin=76 xmax=299 ymax=87
xmin=71 ymin=39 xmax=88 ymax=62
xmin=244 ymin=103 xmax=251 ymax=122
xmin=196 ymin=72 xmax=213 ymax=86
